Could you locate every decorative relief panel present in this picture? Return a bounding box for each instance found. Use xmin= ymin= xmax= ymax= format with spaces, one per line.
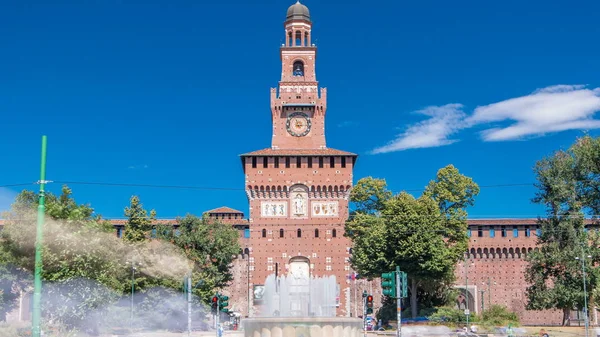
xmin=261 ymin=201 xmax=287 ymax=217
xmin=311 ymin=201 xmax=338 ymax=217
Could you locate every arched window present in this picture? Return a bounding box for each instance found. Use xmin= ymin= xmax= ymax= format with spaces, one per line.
xmin=297 ymin=228 xmax=302 ymax=238
xmin=288 ymin=31 xmax=293 ymax=46
xmin=293 ymin=61 xmax=304 ymax=76
xmin=304 ymin=32 xmax=309 ymax=46
xmin=332 ymin=229 xmax=337 ymax=238
xmin=262 ymin=229 xmax=267 ymax=238
xmin=315 ymin=229 xmax=319 ymax=238
xmin=280 ymin=228 xmax=284 ymax=238
xmin=244 ymin=248 xmax=250 ymax=255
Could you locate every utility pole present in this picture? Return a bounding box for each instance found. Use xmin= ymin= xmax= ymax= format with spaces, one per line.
xmin=487 ymin=277 xmax=492 ymax=308
xmin=480 ymin=290 xmax=485 ymax=313
xmin=362 ymin=290 xmax=367 ymax=337
xmin=576 ymin=253 xmax=591 ymax=337
xmin=395 ymin=266 xmax=402 ymax=337
xmin=465 ymin=254 xmax=470 ymax=327
xmin=32 ymin=135 xmax=48 ymax=337
xmin=187 ymin=274 xmax=192 ymax=336
xmin=216 ymin=294 xmax=221 ymax=337
xmin=130 ymin=264 xmax=135 ymax=327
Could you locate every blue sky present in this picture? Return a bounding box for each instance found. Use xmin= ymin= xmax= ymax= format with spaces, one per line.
xmin=1 ymin=0 xmax=599 ymax=219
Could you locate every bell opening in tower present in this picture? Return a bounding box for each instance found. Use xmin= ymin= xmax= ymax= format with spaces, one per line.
xmin=293 ymin=61 xmax=304 ymax=76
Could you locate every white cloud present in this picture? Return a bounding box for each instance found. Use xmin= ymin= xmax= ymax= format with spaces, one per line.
xmin=467 ymin=84 xmax=600 ymax=141
xmin=337 ymin=121 xmax=359 ymax=128
xmin=371 ymin=84 xmax=600 ymax=153
xmin=128 ymin=164 xmax=149 ymax=170
xmin=371 ymin=104 xmax=466 ymax=154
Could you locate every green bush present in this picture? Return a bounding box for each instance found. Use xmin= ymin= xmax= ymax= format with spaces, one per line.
xmin=480 ymin=304 xmax=519 ymax=327
xmin=428 ymin=306 xmax=479 ymax=324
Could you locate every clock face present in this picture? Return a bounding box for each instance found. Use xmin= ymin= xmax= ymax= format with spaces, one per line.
xmin=286 ymin=112 xmax=311 ymax=137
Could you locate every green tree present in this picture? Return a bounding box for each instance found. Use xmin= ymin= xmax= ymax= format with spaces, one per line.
xmin=123 ymin=195 xmax=156 ymax=243
xmin=526 ymin=137 xmax=600 ymax=326
xmin=349 ymin=177 xmax=393 ymax=214
xmin=0 ymin=186 xmax=132 ymax=327
xmin=156 ymin=214 xmax=240 ymax=301
xmin=346 ymin=165 xmax=479 ymax=319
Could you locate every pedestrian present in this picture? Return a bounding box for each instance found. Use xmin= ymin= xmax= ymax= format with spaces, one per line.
xmin=506 ymin=323 xmax=515 ymax=337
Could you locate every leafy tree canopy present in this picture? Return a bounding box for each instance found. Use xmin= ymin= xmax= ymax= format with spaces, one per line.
xmin=526 ymin=135 xmax=600 ymax=326
xmin=345 ymin=165 xmax=479 ymax=318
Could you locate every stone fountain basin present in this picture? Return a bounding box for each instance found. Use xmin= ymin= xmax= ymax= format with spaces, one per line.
xmin=243 ymin=317 xmax=363 ymax=337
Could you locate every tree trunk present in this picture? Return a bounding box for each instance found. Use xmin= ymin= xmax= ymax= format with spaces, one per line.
xmin=562 ymin=308 xmax=570 ymax=326
xmin=410 ymin=278 xmax=418 ymax=319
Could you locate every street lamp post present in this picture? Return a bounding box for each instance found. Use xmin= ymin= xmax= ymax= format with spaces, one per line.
xmin=127 ymin=261 xmax=141 ymax=329
xmin=482 ymin=277 xmax=495 ymax=310
xmin=464 ymin=253 xmax=470 ymax=327
xmin=480 ymin=290 xmax=485 ymax=313
xmin=576 ymin=254 xmax=592 ymax=337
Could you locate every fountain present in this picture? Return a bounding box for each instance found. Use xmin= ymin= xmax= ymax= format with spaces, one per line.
xmin=243 ymin=257 xmax=363 ymax=337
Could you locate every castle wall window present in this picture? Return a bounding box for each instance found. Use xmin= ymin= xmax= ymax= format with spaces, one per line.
xmin=280 ymin=228 xmax=284 ymax=238
xmin=319 ymin=157 xmax=324 ymax=168
xmin=252 ymin=157 xmax=257 ymax=168
xmin=330 ymin=157 xmax=335 ymax=168
xmin=315 ymin=229 xmax=319 ymax=238
xmin=501 ymin=226 xmax=507 ymax=237
xmin=525 ymin=228 xmax=531 ymax=237
xmin=297 ymin=228 xmax=302 ymax=238
xmin=308 ymin=157 xmax=313 ymax=168
xmin=332 ymin=229 xmax=337 ymax=238
xmin=296 ymin=157 xmax=301 ymax=168
xmin=262 ymin=229 xmax=267 ymax=238
xmin=244 ymin=229 xmax=250 ymax=238
xmin=467 ymin=229 xmax=472 ymax=237
xmin=285 ymin=157 xmax=290 ymax=168
xmin=489 ymin=228 xmax=495 ymax=238
xmin=513 ymin=226 xmax=518 ymax=238
xmin=536 ymin=227 xmax=541 ymax=236
xmin=341 ymin=157 xmax=346 ymax=168
xmin=477 ymin=226 xmax=483 ymax=237
xmin=275 ymin=157 xmax=280 ymax=168
xmin=117 ymin=227 xmax=123 ymax=238
xmin=263 ymin=157 xmax=268 ymax=168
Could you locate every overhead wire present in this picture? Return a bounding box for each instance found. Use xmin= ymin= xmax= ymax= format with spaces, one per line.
xmin=1 ymin=180 xmax=535 ymax=192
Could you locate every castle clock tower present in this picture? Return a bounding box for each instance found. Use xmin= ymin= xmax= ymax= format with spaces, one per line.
xmin=241 ymin=1 xmax=357 ymax=317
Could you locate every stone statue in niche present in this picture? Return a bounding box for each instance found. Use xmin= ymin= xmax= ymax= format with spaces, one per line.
xmin=293 ymin=193 xmax=306 ymax=216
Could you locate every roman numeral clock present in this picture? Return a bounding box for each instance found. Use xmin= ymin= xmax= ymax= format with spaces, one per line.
xmin=286 ymin=112 xmax=312 ymax=137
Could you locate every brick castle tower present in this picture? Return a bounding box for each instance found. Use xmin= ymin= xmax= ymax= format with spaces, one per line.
xmin=239 ymin=1 xmax=358 ymax=317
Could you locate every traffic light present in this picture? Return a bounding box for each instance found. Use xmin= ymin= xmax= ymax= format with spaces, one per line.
xmin=219 ymin=294 xmax=229 ymax=313
xmin=381 ymin=272 xmax=396 ymax=298
xmin=211 ymin=295 xmax=219 ymax=314
xmin=366 ymin=295 xmax=374 ymax=315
